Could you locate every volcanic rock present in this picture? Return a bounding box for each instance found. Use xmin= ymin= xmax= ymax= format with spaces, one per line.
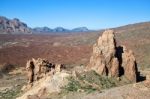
xmin=18 ymin=58 xmax=68 ymax=99
xmin=17 ymin=72 xmax=69 ymax=99
xmin=122 ymin=46 xmax=137 ymax=82
xmin=0 ymin=16 xmax=32 ymax=34
xmin=87 ymin=30 xmax=138 ymax=82
xmin=26 ymin=58 xmax=64 ymax=83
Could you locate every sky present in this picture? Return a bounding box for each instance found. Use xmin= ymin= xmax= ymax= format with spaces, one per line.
xmin=0 ymin=0 xmax=150 ymax=29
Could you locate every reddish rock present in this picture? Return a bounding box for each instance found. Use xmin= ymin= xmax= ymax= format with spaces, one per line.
xmin=87 ymin=30 xmax=138 ymax=82
xmin=111 ymin=58 xmax=119 ymax=77
xmin=87 ymin=30 xmax=119 ymax=77
xmin=122 ymin=46 xmax=137 ymax=82
xmin=26 ymin=58 xmax=64 ymax=83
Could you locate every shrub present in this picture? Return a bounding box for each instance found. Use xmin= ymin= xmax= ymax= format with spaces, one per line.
xmin=0 ymin=63 xmax=14 ymax=73
xmin=62 ymin=70 xmax=118 ymax=93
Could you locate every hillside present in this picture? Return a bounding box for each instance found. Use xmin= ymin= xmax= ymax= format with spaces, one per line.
xmin=0 ymin=21 xmax=150 ymax=99
xmin=114 ymin=22 xmax=150 ymax=33
xmin=114 ymin=22 xmax=150 ymax=69
xmin=0 ymin=21 xmax=150 ymax=69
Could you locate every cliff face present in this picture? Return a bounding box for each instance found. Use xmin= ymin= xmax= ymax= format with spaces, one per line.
xmin=87 ymin=30 xmax=138 ymax=82
xmin=0 ymin=16 xmax=32 ymax=34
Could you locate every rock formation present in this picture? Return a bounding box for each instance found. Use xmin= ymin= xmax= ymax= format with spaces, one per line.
xmin=122 ymin=46 xmax=137 ymax=82
xmin=26 ymin=58 xmax=64 ymax=83
xmin=18 ymin=72 xmax=69 ymax=99
xmin=17 ymin=58 xmax=68 ymax=99
xmin=0 ymin=16 xmax=32 ymax=34
xmin=87 ymin=30 xmax=138 ymax=82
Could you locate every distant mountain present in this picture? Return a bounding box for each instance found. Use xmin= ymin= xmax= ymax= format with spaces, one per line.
xmin=0 ymin=16 xmax=32 ymax=34
xmin=32 ymin=27 xmax=90 ymax=33
xmin=1 ymin=16 xmax=150 ymax=34
xmin=0 ymin=16 xmax=91 ymax=34
xmin=33 ymin=27 xmax=69 ymax=33
xmin=33 ymin=27 xmax=53 ymax=33
xmin=53 ymin=27 xmax=69 ymax=32
xmin=72 ymin=27 xmax=89 ymax=32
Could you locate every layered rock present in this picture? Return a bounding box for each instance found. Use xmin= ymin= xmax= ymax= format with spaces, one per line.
xmin=87 ymin=30 xmax=138 ymax=82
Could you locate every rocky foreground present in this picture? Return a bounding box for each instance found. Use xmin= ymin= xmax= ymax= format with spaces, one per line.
xmin=60 ymin=80 xmax=150 ymax=99
xmin=13 ymin=30 xmax=148 ymax=99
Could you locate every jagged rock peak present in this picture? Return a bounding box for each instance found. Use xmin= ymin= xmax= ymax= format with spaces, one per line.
xmin=87 ymin=30 xmax=138 ymax=82
xmin=0 ymin=16 xmax=32 ymax=34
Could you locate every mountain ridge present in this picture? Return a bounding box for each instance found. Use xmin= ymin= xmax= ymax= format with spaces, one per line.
xmin=0 ymin=16 xmax=32 ymax=34
xmin=0 ymin=16 xmax=150 ymax=34
xmin=33 ymin=26 xmax=90 ymax=33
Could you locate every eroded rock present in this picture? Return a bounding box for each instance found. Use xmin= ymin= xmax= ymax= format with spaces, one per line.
xmin=0 ymin=16 xmax=32 ymax=34
xmin=26 ymin=58 xmax=64 ymax=84
xmin=18 ymin=58 xmax=68 ymax=99
xmin=18 ymin=72 xmax=69 ymax=99
xmin=87 ymin=30 xmax=138 ymax=82
xmin=122 ymin=46 xmax=137 ymax=82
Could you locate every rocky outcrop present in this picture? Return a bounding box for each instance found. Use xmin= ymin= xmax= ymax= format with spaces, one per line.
xmin=87 ymin=30 xmax=138 ymax=82
xmin=17 ymin=58 xmax=68 ymax=99
xmin=26 ymin=58 xmax=64 ymax=84
xmin=122 ymin=46 xmax=137 ymax=82
xmin=0 ymin=16 xmax=32 ymax=34
xmin=18 ymin=72 xmax=69 ymax=99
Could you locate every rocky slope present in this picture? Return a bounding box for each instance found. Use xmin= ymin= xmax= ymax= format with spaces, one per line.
xmin=60 ymin=80 xmax=150 ymax=99
xmin=16 ymin=30 xmax=140 ymax=99
xmin=114 ymin=21 xmax=150 ymax=33
xmin=0 ymin=16 xmax=32 ymax=34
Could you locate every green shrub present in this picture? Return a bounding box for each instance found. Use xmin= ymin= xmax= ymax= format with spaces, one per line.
xmin=0 ymin=85 xmax=22 ymax=99
xmin=62 ymin=70 xmax=118 ymax=94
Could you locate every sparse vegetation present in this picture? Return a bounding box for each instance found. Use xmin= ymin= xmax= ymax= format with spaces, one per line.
xmin=62 ymin=71 xmax=118 ymax=94
xmin=0 ymin=85 xmax=22 ymax=99
xmin=0 ymin=63 xmax=14 ymax=73
xmin=0 ymin=67 xmax=27 ymax=99
xmin=0 ymin=21 xmax=150 ymax=99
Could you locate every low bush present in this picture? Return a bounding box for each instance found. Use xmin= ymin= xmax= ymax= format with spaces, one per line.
xmin=62 ymin=70 xmax=118 ymax=93
xmin=0 ymin=63 xmax=14 ymax=73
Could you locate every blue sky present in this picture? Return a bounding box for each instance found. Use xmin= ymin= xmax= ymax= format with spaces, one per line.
xmin=0 ymin=0 xmax=150 ymax=29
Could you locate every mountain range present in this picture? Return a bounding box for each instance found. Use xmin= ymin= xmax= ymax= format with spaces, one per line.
xmin=33 ymin=26 xmax=89 ymax=33
xmin=0 ymin=16 xmax=150 ymax=34
xmin=0 ymin=16 xmax=90 ymax=34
